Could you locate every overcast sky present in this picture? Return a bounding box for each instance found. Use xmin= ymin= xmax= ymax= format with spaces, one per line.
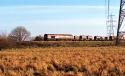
xmin=0 ymin=0 xmax=120 ymax=36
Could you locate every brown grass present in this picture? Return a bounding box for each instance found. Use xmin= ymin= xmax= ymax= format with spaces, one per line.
xmin=0 ymin=47 xmax=125 ymax=76
xmin=21 ymin=41 xmax=115 ymax=48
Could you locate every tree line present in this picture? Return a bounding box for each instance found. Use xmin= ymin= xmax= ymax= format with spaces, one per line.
xmin=0 ymin=26 xmax=48 ymax=49
xmin=1 ymin=26 xmax=30 ymax=42
xmin=0 ymin=26 xmax=32 ymax=49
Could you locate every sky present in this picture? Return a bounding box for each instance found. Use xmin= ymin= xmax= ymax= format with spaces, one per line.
xmin=0 ymin=0 xmax=120 ymax=36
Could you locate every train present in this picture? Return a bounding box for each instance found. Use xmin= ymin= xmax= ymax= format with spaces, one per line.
xmin=43 ymin=34 xmax=116 ymax=41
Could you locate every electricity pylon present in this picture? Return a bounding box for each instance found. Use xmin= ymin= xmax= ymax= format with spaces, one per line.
xmin=116 ymin=0 xmax=125 ymax=45
xmin=105 ymin=0 xmax=115 ymax=37
xmin=107 ymin=14 xmax=115 ymax=36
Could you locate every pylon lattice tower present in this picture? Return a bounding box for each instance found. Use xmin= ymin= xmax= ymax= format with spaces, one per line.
xmin=107 ymin=14 xmax=115 ymax=36
xmin=116 ymin=0 xmax=125 ymax=45
xmin=106 ymin=0 xmax=115 ymax=37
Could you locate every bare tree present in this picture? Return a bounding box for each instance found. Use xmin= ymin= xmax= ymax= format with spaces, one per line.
xmin=9 ymin=26 xmax=30 ymax=42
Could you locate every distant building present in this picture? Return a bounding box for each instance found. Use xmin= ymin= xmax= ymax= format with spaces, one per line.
xmin=44 ymin=34 xmax=74 ymax=41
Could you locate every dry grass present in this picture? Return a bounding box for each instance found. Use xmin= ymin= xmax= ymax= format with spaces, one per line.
xmin=0 ymin=47 xmax=125 ymax=76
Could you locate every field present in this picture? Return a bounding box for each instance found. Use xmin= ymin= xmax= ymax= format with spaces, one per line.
xmin=0 ymin=40 xmax=115 ymax=49
xmin=0 ymin=47 xmax=125 ymax=76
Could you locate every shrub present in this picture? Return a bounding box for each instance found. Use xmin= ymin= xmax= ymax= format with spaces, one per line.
xmin=0 ymin=37 xmax=16 ymax=49
xmin=34 ymin=36 xmax=44 ymax=41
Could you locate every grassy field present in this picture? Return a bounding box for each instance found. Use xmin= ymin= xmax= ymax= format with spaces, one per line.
xmin=20 ymin=41 xmax=115 ymax=48
xmin=0 ymin=47 xmax=125 ymax=76
xmin=0 ymin=40 xmax=115 ymax=49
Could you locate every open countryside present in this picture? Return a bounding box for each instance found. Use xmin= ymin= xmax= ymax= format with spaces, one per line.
xmin=0 ymin=0 xmax=125 ymax=76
